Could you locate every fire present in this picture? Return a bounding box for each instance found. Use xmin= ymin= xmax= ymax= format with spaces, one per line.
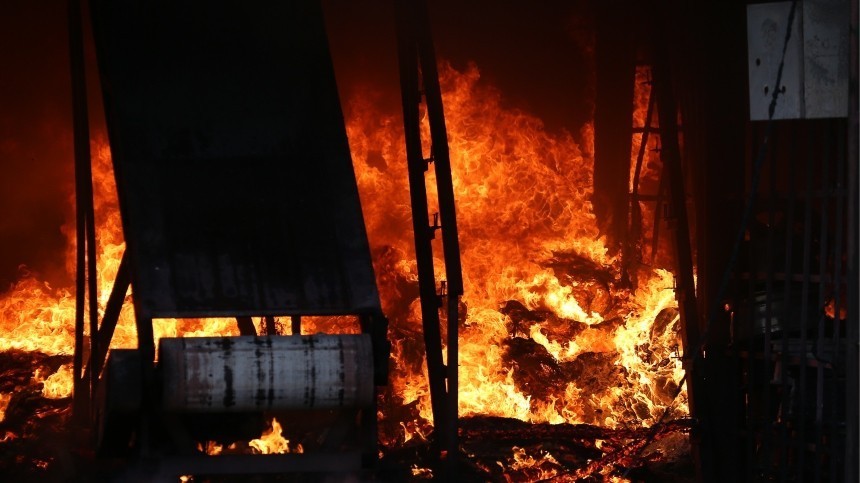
xmin=0 ymin=276 xmax=76 ymax=355
xmin=500 ymin=446 xmax=563 ymax=481
xmin=0 ymin=57 xmax=688 ymax=469
xmin=347 ymin=62 xmax=686 ymax=436
xmin=0 ymin=392 xmax=11 ymax=423
xmin=248 ymin=418 xmax=302 ymax=455
xmin=0 ymin=142 xmax=250 ymax=360
xmin=410 ymin=464 xmax=433 ymax=478
xmin=34 ymin=364 xmax=74 ymax=399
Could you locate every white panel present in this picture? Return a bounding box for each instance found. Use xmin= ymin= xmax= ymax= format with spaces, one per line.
xmin=747 ymin=2 xmax=804 ymax=120
xmin=803 ymin=0 xmax=850 ymax=118
xmin=747 ymin=0 xmax=850 ymax=120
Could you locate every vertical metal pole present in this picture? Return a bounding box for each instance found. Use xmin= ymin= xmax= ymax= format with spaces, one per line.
xmin=396 ymin=1 xmax=463 ymax=474
xmin=815 ymin=121 xmax=833 ymax=482
xmin=86 ymin=217 xmax=98 ymax=407
xmin=798 ymin=119 xmax=816 ymax=479
xmin=415 ymin=0 xmax=462 ymax=470
xmin=631 ymin=81 xmax=657 ymax=265
xmin=267 ymin=315 xmax=279 ymax=335
xmin=827 ymin=122 xmax=846 ymax=481
xmin=778 ymin=121 xmax=799 ymax=482
xmin=69 ymin=0 xmax=92 ymax=422
xmin=593 ymin=3 xmax=636 ymax=256
xmin=651 ymin=17 xmax=702 ymax=474
xmin=844 ymin=1 xmax=859 ymax=478
xmin=745 ymin=123 xmax=761 ymax=481
xmin=762 ymin=124 xmax=778 ymax=477
xmin=394 ymin=0 xmax=449 ymax=458
xmin=651 ymin=164 xmax=667 ymax=265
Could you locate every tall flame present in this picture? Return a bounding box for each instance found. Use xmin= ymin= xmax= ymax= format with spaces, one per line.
xmin=348 ymin=62 xmax=686 ymax=436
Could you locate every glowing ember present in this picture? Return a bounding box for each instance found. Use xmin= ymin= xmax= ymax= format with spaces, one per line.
xmin=410 ymin=464 xmax=433 ymax=478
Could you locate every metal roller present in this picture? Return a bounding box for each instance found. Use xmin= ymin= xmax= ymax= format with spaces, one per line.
xmin=160 ymin=335 xmax=374 ymax=412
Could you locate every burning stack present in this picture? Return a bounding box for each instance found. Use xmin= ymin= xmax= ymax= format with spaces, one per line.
xmin=0 ymin=61 xmax=692 ymax=480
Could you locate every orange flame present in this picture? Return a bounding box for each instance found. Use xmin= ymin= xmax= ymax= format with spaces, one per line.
xmin=248 ymin=418 xmax=302 ymax=455
xmin=348 ymin=62 xmax=686 ymax=436
xmin=0 ymin=60 xmax=687 ymax=456
xmin=34 ymin=364 xmax=74 ymax=399
xmin=500 ymin=446 xmax=563 ymax=481
xmin=0 ymin=393 xmax=11 ymax=423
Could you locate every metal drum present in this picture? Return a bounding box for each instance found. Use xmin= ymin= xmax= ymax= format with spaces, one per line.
xmin=160 ymin=335 xmax=374 ymax=412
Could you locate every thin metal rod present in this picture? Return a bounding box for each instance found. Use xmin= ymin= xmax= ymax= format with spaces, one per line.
xmin=745 ymin=123 xmax=760 ymax=481
xmin=83 ymin=251 xmax=130 ymax=382
xmin=844 ymin=2 xmax=859 ymax=477
xmin=778 ymin=121 xmax=798 ymax=481
xmin=798 ymin=118 xmax=816 ymax=478
xmin=828 ymin=121 xmax=847 ymax=482
xmin=86 ymin=204 xmax=98 ymax=408
xmin=814 ymin=120 xmax=832 ymax=482
xmin=761 ymin=122 xmax=779 ymax=475
xmin=631 ymin=75 xmax=656 ymax=267
xmin=631 ymin=76 xmax=656 ymax=200
xmin=651 ymin=21 xmax=703 ymax=479
xmin=69 ymin=0 xmax=92 ymax=422
xmin=650 ymin=164 xmax=667 ymax=265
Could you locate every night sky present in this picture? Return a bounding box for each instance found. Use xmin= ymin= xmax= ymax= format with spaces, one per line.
xmin=0 ymin=0 xmax=593 ymax=290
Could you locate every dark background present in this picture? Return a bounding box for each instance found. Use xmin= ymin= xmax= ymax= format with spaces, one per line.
xmin=0 ymin=0 xmax=594 ymax=291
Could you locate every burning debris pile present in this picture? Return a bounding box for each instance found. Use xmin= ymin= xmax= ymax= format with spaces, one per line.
xmin=0 ymin=350 xmax=75 ymax=480
xmin=0 ymin=63 xmax=691 ymax=480
xmin=458 ymin=416 xmax=693 ymax=481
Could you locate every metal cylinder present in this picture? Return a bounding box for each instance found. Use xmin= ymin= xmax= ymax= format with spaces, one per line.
xmin=159 ymin=335 xmax=374 ymax=412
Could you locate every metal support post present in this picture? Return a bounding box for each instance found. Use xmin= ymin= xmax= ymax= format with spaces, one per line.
xmin=395 ymin=0 xmax=463 ymax=476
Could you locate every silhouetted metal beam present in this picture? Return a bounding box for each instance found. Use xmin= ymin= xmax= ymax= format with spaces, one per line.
xmin=396 ymin=0 xmax=463 ymax=475
xmin=69 ymin=0 xmax=93 ymax=423
xmin=83 ymin=251 xmax=130 ymax=382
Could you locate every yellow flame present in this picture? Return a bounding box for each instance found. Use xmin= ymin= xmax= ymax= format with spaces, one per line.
xmin=410 ymin=465 xmax=433 ymax=478
xmin=248 ymin=418 xmax=302 ymax=455
xmin=0 ymin=393 xmax=11 ymax=423
xmin=348 ymin=62 xmax=687 ymax=438
xmin=36 ymin=364 xmax=74 ymax=399
xmin=498 ymin=446 xmax=562 ymax=481
xmin=0 ymin=59 xmax=689 ymax=460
